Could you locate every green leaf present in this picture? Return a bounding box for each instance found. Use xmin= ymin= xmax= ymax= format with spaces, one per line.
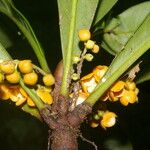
xmin=102 ymin=1 xmax=150 ymax=55
xmin=0 ymin=25 xmax=13 ymax=48
xmin=92 ymin=0 xmax=118 ymax=26
xmin=57 ymin=0 xmax=99 ymax=95
xmin=136 ymin=71 xmax=150 ymax=84
xmin=0 ymin=0 xmax=50 ymax=72
xmin=0 ymin=42 xmax=11 ymax=60
xmin=86 ymin=13 xmax=150 ymax=106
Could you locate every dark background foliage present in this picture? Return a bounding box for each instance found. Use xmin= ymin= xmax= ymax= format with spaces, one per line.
xmin=0 ymin=0 xmax=150 ymax=149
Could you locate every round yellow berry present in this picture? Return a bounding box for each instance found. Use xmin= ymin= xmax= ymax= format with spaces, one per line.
xmin=125 ymin=81 xmax=136 ymax=91
xmin=27 ymin=97 xmax=35 ymax=107
xmin=100 ymin=111 xmax=117 ymax=129
xmin=92 ymin=44 xmax=100 ymax=53
xmin=0 ymin=61 xmax=15 ymax=74
xmin=18 ymin=60 xmax=33 ymax=74
xmin=78 ymin=29 xmax=91 ymax=41
xmin=120 ymin=90 xmax=137 ymax=105
xmin=43 ymin=74 xmax=55 ymax=86
xmin=6 ymin=71 xmax=20 ymax=84
xmin=0 ymin=84 xmax=10 ymax=100
xmin=23 ymin=72 xmax=38 ymax=86
xmin=111 ymin=81 xmax=125 ymax=92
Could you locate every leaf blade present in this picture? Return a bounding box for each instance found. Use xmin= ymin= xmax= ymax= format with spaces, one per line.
xmin=102 ymin=1 xmax=150 ymax=55
xmin=86 ymin=13 xmax=150 ymax=106
xmin=93 ymin=0 xmax=118 ymax=26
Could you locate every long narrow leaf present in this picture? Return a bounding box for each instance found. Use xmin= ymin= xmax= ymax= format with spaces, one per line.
xmin=0 ymin=0 xmax=50 ymax=72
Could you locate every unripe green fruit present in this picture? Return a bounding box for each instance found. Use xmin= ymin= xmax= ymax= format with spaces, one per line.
xmin=85 ymin=40 xmax=95 ymax=49
xmin=72 ymin=56 xmax=80 ymax=64
xmin=84 ymin=53 xmax=94 ymax=61
xmin=72 ymin=73 xmax=79 ymax=81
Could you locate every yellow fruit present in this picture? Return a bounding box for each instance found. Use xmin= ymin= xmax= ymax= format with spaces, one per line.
xmin=111 ymin=81 xmax=125 ymax=92
xmin=120 ymin=90 xmax=137 ymax=106
xmin=36 ymin=89 xmax=53 ymax=104
xmin=23 ymin=72 xmax=38 ymax=86
xmin=120 ymin=96 xmax=129 ymax=106
xmin=92 ymin=44 xmax=100 ymax=53
xmin=92 ymin=65 xmax=108 ymax=82
xmin=78 ymin=29 xmax=91 ymax=41
xmin=85 ymin=40 xmax=95 ymax=49
xmin=109 ymin=91 xmax=119 ymax=102
xmin=19 ymin=87 xmax=28 ymax=98
xmin=0 ymin=61 xmax=15 ymax=74
xmin=27 ymin=97 xmax=35 ymax=107
xmin=18 ymin=60 xmax=33 ymax=74
xmin=43 ymin=74 xmax=55 ymax=86
xmin=81 ymin=73 xmax=97 ymax=94
xmin=15 ymin=95 xmax=26 ymax=106
xmin=100 ymin=111 xmax=117 ymax=129
xmin=0 ymin=84 xmax=10 ymax=100
xmin=90 ymin=121 xmax=99 ymax=128
xmin=6 ymin=71 xmax=20 ymax=84
xmin=125 ymin=81 xmax=136 ymax=91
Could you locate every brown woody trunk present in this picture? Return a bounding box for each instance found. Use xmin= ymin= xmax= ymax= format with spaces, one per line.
xmin=41 ymin=101 xmax=92 ymax=150
xmin=51 ymin=128 xmax=78 ymax=150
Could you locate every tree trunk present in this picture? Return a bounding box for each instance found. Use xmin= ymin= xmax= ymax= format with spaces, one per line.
xmin=51 ymin=127 xmax=78 ymax=150
xmin=41 ymin=101 xmax=92 ymax=150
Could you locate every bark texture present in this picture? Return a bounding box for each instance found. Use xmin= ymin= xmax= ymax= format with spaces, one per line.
xmin=41 ymin=96 xmax=92 ymax=150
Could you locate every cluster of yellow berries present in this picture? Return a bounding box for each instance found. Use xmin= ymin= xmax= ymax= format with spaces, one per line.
xmin=0 ymin=60 xmax=55 ymax=107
